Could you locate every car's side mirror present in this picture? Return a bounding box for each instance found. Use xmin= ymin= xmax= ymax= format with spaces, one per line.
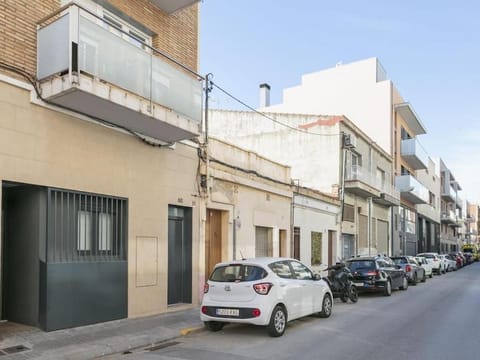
xmin=313 ymin=273 xmax=322 ymax=281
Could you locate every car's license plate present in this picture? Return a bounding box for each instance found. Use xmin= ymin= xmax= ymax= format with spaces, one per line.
xmin=216 ymin=308 xmax=239 ymax=316
xmin=353 ymin=282 xmax=364 ymax=287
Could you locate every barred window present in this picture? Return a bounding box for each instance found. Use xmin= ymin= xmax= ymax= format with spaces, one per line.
xmin=49 ymin=189 xmax=127 ymax=263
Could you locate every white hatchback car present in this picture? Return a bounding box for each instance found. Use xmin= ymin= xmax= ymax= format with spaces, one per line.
xmin=200 ymin=257 xmax=333 ymax=337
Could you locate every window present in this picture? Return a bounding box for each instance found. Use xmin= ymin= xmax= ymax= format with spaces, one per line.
xmin=401 ymin=127 xmax=411 ymax=140
xmin=401 ymin=166 xmax=411 ymax=176
xmin=49 ymin=189 xmax=127 ymax=262
xmin=290 ymin=261 xmax=313 ymax=280
xmin=311 ymin=232 xmax=323 ymax=266
xmin=343 ymin=204 xmax=355 ymax=222
xmin=269 ymin=261 xmax=294 ymax=279
xmin=210 ymin=265 xmax=267 ymax=282
xmin=376 ymin=168 xmax=386 ymax=187
xmin=429 ymin=192 xmax=436 ymax=208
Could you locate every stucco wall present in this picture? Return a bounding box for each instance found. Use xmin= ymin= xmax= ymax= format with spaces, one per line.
xmin=0 ymin=79 xmax=200 ymax=318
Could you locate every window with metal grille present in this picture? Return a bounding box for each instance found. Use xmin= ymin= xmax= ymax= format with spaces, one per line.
xmin=343 ymin=204 xmax=355 ymax=222
xmin=48 ymin=189 xmax=127 ymax=263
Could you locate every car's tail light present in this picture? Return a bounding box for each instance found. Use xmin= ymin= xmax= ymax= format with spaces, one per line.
xmin=201 ymin=306 xmax=207 ymax=314
xmin=405 ymin=265 xmax=412 ymax=272
xmin=252 ymin=309 xmax=261 ymax=317
xmin=253 ymin=282 xmax=273 ymax=295
xmin=203 ymin=283 xmax=209 ymax=294
xmin=366 ymin=270 xmax=380 ymax=278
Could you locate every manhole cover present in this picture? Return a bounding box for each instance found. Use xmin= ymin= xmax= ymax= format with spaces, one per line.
xmin=2 ymin=345 xmax=30 ymax=354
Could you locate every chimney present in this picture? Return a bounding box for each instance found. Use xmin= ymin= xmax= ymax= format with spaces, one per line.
xmin=259 ymin=83 xmax=271 ymax=108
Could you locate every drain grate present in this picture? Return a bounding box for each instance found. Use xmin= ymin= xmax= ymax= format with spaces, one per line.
xmin=148 ymin=341 xmax=181 ymax=352
xmin=1 ymin=345 xmax=30 ymax=354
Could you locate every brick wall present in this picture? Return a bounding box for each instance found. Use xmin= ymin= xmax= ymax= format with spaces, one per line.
xmin=0 ymin=0 xmax=199 ymax=79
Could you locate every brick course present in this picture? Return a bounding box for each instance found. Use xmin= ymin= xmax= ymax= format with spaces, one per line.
xmin=0 ymin=0 xmax=199 ymax=79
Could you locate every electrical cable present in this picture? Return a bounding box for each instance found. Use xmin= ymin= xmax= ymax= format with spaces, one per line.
xmin=210 ymin=80 xmax=341 ymax=137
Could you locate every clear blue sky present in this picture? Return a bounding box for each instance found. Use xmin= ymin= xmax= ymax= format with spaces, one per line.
xmin=199 ymin=0 xmax=480 ymax=204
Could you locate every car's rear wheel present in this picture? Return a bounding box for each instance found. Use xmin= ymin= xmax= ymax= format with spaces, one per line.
xmin=267 ymin=306 xmax=287 ymax=337
xmin=204 ymin=321 xmax=225 ymax=332
xmin=399 ymin=276 xmax=408 ymax=290
xmin=421 ymin=271 xmax=427 ymax=282
xmin=319 ymin=294 xmax=333 ymax=318
xmin=429 ymin=271 xmax=433 ymax=278
xmin=384 ymin=280 xmax=392 ymax=296
xmin=412 ymin=273 xmax=417 ymax=286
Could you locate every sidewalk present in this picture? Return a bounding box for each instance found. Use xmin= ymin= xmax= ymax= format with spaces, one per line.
xmin=0 ymin=307 xmax=203 ymax=360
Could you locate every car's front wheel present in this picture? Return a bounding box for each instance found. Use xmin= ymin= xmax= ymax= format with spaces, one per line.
xmin=399 ymin=276 xmax=408 ymax=290
xmin=267 ymin=306 xmax=287 ymax=337
xmin=204 ymin=321 xmax=225 ymax=332
xmin=319 ymin=294 xmax=333 ymax=318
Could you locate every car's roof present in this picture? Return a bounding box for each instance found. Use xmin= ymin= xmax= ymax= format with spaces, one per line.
xmin=213 ymin=257 xmax=298 ymax=268
xmin=417 ymin=252 xmax=438 ymax=255
xmin=346 ymin=256 xmax=379 ymax=261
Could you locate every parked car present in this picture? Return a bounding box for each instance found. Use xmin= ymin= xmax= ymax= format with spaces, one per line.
xmin=391 ymin=256 xmax=426 ymax=284
xmin=463 ymin=252 xmax=474 ymax=265
xmin=345 ymin=256 xmax=408 ymax=296
xmin=416 ymin=252 xmax=442 ymax=275
xmin=437 ymin=254 xmax=450 ymax=273
xmin=200 ymin=257 xmax=333 ymax=337
xmin=415 ymin=256 xmax=433 ymax=278
xmin=444 ymin=254 xmax=458 ymax=271
xmin=449 ymin=252 xmax=464 ymax=268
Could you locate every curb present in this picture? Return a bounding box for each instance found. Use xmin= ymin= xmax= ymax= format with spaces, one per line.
xmin=179 ymin=325 xmax=204 ymax=336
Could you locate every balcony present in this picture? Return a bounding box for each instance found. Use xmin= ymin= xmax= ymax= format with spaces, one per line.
xmin=147 ymin=0 xmax=199 ymax=14
xmin=441 ymin=210 xmax=456 ymax=225
xmin=395 ymin=103 xmax=427 ymax=136
xmin=441 ymin=184 xmax=456 ymax=203
xmin=395 ymin=175 xmax=429 ymax=204
xmin=37 ymin=4 xmax=202 ymax=143
xmin=344 ymin=165 xmax=381 ymax=198
xmin=400 ymin=138 xmax=428 ymax=170
xmin=375 ymin=180 xmax=400 ymax=207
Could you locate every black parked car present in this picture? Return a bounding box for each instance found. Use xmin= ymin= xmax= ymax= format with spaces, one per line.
xmin=345 ymin=256 xmax=409 ymax=296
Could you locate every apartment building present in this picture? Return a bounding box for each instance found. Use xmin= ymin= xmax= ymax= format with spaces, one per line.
xmin=0 ymin=0 xmax=201 ymax=331
xmin=208 ymin=110 xmax=398 ymax=261
xmin=262 ymin=57 xmax=433 ymax=256
xmin=466 ymin=202 xmax=479 ymax=244
xmin=416 ymin=159 xmax=441 ymax=253
xmin=436 ymin=159 xmax=464 ymax=252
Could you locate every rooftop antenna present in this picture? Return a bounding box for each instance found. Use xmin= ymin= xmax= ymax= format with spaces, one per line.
xmin=239 ymin=250 xmax=246 ymax=260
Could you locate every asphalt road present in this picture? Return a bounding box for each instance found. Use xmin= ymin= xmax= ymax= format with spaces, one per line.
xmin=123 ymin=262 xmax=480 ymax=360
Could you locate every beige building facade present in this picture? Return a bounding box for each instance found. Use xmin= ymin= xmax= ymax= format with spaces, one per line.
xmin=0 ymin=0 xmax=202 ymax=331
xmin=204 ymin=138 xmax=292 ymax=283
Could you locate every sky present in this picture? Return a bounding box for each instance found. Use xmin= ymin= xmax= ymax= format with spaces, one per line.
xmin=199 ymin=0 xmax=480 ymax=204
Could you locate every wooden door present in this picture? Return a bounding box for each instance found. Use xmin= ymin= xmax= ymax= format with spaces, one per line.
xmin=205 ymin=209 xmax=222 ymax=278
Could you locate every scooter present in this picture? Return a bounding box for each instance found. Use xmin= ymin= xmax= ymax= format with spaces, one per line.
xmin=324 ymin=263 xmax=358 ymax=303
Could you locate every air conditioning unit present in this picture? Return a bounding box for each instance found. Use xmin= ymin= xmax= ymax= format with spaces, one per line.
xmin=343 ymin=133 xmax=357 ymax=149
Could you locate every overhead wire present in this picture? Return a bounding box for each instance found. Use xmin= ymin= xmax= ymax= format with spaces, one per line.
xmin=210 ymin=80 xmax=341 ymax=137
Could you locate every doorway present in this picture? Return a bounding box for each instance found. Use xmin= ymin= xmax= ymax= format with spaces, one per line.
xmin=168 ymin=205 xmax=192 ymax=305
xmin=205 ymin=209 xmax=223 ymax=278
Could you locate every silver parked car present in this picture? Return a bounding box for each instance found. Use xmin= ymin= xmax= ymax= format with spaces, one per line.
xmin=391 ymin=256 xmax=426 ymax=284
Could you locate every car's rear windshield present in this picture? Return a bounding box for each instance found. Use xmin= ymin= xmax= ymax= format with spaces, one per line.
xmin=392 ymin=258 xmax=407 ymax=264
xmin=347 ymin=260 xmax=376 ymax=271
xmin=209 ymin=264 xmax=267 ymax=282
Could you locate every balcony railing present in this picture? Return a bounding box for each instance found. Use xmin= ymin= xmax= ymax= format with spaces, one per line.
xmin=148 ymin=0 xmax=199 ymax=14
xmin=37 ymin=4 xmax=202 ymax=143
xmin=400 ymin=138 xmax=428 ymax=170
xmin=395 ymin=175 xmax=429 ymax=204
xmin=441 ymin=210 xmax=456 ymax=224
xmin=441 ymin=183 xmax=456 ymax=203
xmin=345 ymin=165 xmax=399 ymax=204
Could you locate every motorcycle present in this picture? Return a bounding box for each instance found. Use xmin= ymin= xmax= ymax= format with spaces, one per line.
xmin=323 ymin=263 xmax=358 ymax=303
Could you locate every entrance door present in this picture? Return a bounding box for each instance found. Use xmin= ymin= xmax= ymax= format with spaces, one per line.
xmin=168 ymin=206 xmax=192 ymax=305
xmin=205 ymin=209 xmax=222 ymax=278
xmin=328 ymin=230 xmax=336 ymax=266
xmin=293 ymin=227 xmax=300 ymax=260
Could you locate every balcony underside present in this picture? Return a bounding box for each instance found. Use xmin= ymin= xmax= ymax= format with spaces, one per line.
xmin=373 ymin=192 xmax=400 ymax=207
xmin=400 ymin=191 xmax=428 ymax=205
xmin=441 ymin=218 xmax=456 ymax=225
xmin=148 ymin=0 xmax=199 ymax=13
xmin=402 ymin=154 xmax=427 ymax=170
xmin=344 ymin=181 xmax=380 ymax=198
xmin=441 ymin=193 xmax=456 ymax=203
xmin=40 ymin=74 xmax=199 ymax=143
